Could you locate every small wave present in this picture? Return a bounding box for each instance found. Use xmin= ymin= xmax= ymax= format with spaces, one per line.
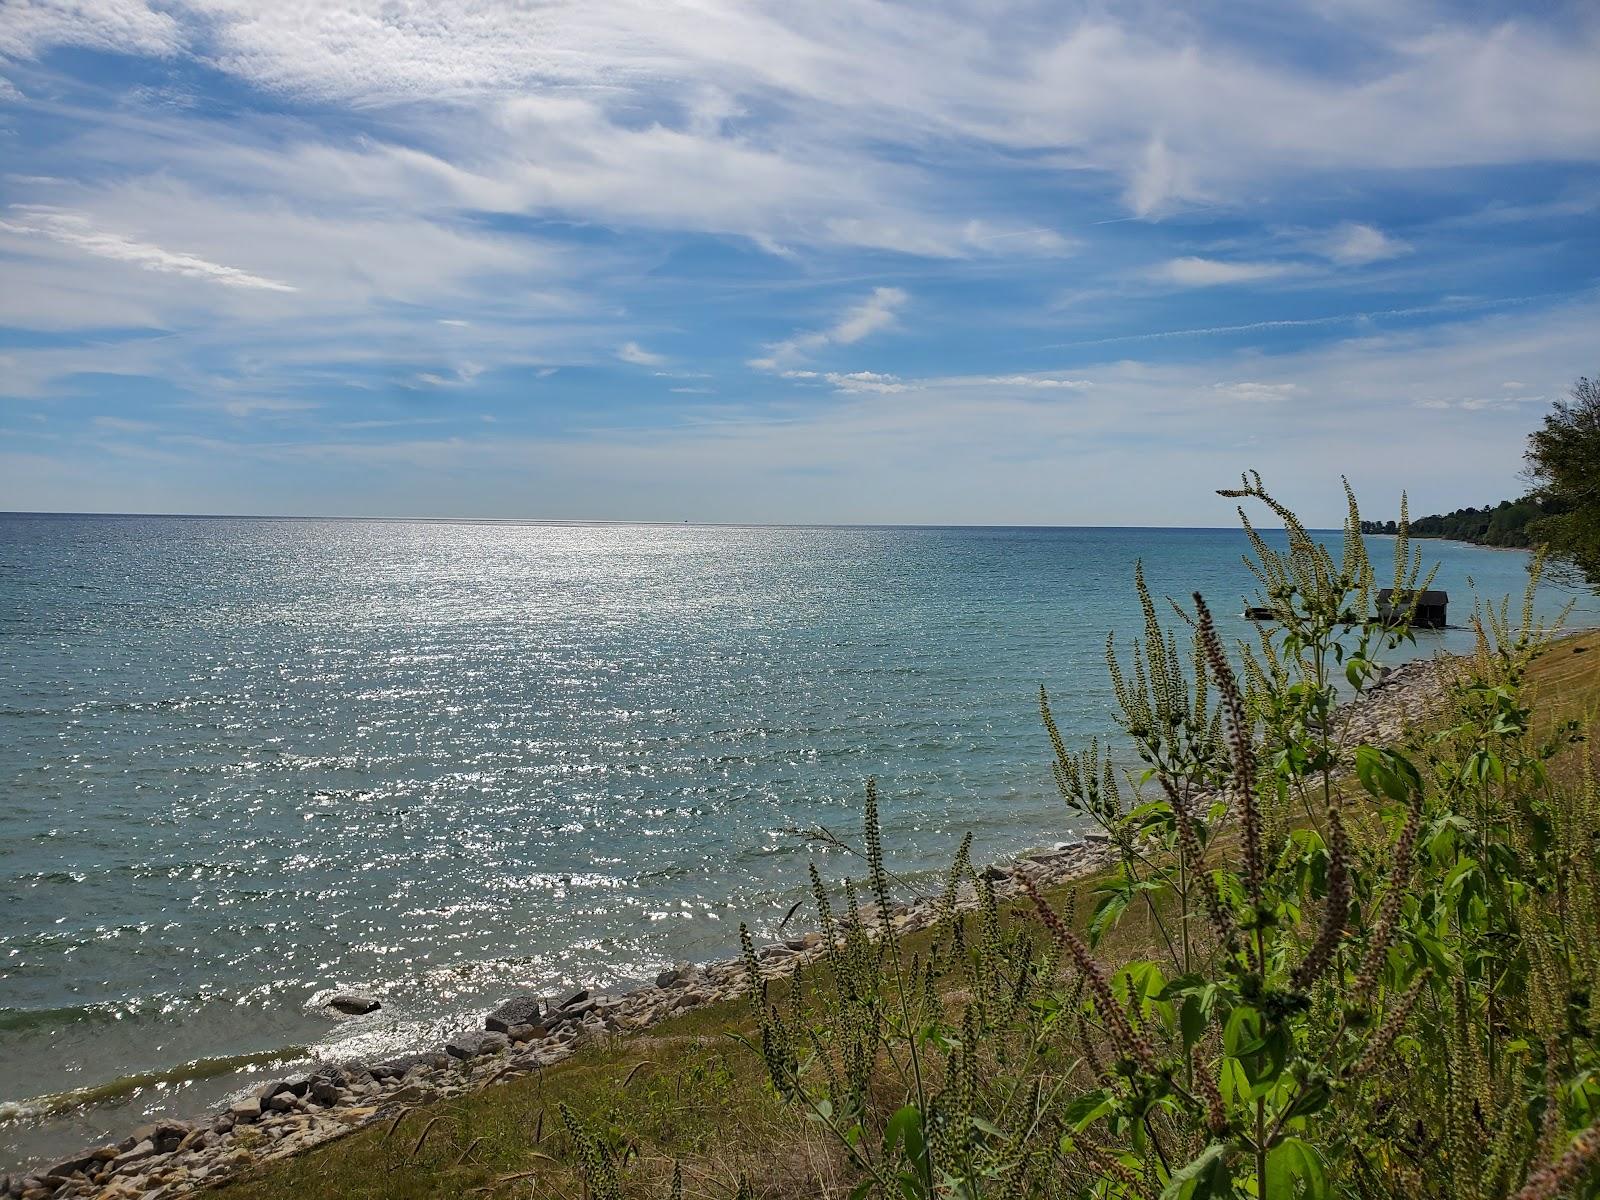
xmin=0 ymin=1002 xmax=131 ymax=1035
xmin=0 ymin=1046 xmax=307 ymax=1124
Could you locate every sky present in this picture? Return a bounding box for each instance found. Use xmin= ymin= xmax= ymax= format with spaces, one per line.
xmin=0 ymin=1 xmax=1597 ymax=526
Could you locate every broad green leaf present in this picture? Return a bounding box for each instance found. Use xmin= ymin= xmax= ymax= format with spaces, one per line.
xmin=1159 ymin=1141 xmax=1232 ymax=1200
xmin=1266 ymin=1137 xmax=1328 ymax=1200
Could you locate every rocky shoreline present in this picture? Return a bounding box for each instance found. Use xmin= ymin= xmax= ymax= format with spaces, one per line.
xmin=0 ymin=654 xmax=1458 ymax=1200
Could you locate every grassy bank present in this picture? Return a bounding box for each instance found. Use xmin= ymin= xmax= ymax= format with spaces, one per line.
xmin=210 ymin=628 xmax=1600 ymax=1200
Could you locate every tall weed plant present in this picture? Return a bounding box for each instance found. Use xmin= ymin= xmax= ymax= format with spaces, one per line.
xmin=589 ymin=478 xmax=1599 ymax=1198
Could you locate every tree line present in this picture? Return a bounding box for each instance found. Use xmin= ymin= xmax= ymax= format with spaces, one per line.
xmin=1360 ymin=375 xmax=1600 ymax=590
xmin=1360 ymin=497 xmax=1547 ymax=548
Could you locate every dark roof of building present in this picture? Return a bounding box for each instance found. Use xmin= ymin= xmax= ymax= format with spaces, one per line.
xmin=1377 ymin=589 xmax=1449 ymax=603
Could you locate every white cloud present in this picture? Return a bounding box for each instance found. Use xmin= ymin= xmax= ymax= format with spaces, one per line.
xmin=1319 ymin=222 xmax=1411 ymax=265
xmin=1212 ymin=381 xmax=1301 ymax=402
xmin=0 ymin=177 xmax=574 ymax=342
xmin=750 ymin=286 xmax=908 ymax=369
xmin=982 ymin=375 xmax=1093 ymax=389
xmin=783 ymin=368 xmax=1091 ymax=395
xmin=20 ymin=295 xmax=1580 ymax=525
xmin=91 ymin=415 xmax=156 ymax=433
xmin=832 ymin=288 xmax=908 ymax=344
xmin=409 ymin=363 xmax=486 ymax=389
xmin=5 ymin=1 xmax=1592 ymax=238
xmin=1126 ymin=137 xmax=1205 ymax=218
xmin=0 ymin=0 xmax=182 ymax=59
xmin=823 ymin=371 xmax=910 ymax=394
xmin=0 ymin=206 xmax=297 ymax=291
xmin=616 ymin=341 xmax=667 ymax=367
xmin=1416 ymin=393 xmax=1547 ymax=412
xmin=1152 ymin=257 xmax=1296 ymax=287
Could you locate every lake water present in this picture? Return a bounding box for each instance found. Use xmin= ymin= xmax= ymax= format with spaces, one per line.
xmin=1 ymin=515 xmax=1593 ymax=1170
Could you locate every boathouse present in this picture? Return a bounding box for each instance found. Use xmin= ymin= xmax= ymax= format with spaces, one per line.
xmin=1377 ymin=588 xmax=1449 ymax=629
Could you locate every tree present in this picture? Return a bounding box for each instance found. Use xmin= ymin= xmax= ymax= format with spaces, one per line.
xmin=1526 ymin=374 xmax=1600 ymax=591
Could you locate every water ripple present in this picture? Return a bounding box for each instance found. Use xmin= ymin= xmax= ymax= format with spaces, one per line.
xmin=0 ymin=515 xmax=1589 ymax=1170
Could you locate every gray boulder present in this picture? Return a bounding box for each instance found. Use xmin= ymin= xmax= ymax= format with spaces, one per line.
xmin=484 ymin=993 xmax=544 ymax=1033
xmin=325 ymin=993 xmax=381 ymax=1016
xmin=655 ymin=962 xmax=694 ymax=988
xmin=370 ymin=1051 xmax=445 ymax=1080
xmin=445 ymin=1030 xmax=510 ymax=1060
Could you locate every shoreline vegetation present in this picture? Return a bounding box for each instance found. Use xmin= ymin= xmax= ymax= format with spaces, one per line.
xmin=1358 ymin=375 xmax=1599 ymax=578
xmin=7 ymin=479 xmax=1600 ymax=1200
xmin=1360 ymin=497 xmax=1547 ymax=550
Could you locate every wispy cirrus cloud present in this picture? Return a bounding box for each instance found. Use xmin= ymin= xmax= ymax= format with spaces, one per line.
xmin=8 ymin=2 xmax=1594 ymax=223
xmin=749 ymin=287 xmax=909 ymax=370
xmin=980 ymin=375 xmax=1092 ymax=390
xmin=0 ymin=1 xmax=1596 ymax=520
xmin=1212 ymin=381 xmax=1301 ymax=402
xmin=616 ymin=342 xmax=667 ymax=367
xmin=1 ymin=206 xmax=296 ymax=291
xmin=1151 ymin=257 xmax=1298 ymax=287
xmin=1317 ymin=223 xmax=1412 ymax=266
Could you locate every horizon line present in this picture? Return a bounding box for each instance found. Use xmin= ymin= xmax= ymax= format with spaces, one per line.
xmin=0 ymin=509 xmax=1302 ymax=532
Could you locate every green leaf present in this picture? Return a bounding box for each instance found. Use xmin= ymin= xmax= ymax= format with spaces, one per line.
xmin=1266 ymin=1137 xmax=1329 ymax=1200
xmin=1061 ymin=1088 xmax=1115 ymax=1131
xmin=1180 ymin=994 xmax=1206 ymax=1051
xmin=883 ymin=1105 xmax=924 ymax=1164
xmin=1088 ymin=890 xmax=1132 ymax=946
xmin=1159 ymin=1141 xmax=1232 ymax=1200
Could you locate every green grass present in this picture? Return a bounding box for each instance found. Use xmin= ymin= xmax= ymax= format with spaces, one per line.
xmin=212 ymin=630 xmax=1600 ymax=1200
xmin=212 ymin=864 xmax=1140 ymax=1199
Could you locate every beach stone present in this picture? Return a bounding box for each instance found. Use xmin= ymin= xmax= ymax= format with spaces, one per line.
xmin=446 ymin=1031 xmax=509 ymax=1060
xmin=112 ymin=1141 xmax=157 ymax=1170
xmin=548 ymin=999 xmax=597 ymax=1025
xmin=122 ymin=1121 xmax=188 ymax=1154
xmin=267 ymin=1093 xmax=297 ymax=1113
xmin=44 ymin=1153 xmax=96 ymax=1179
xmin=309 ymin=1079 xmax=341 ymax=1106
xmin=558 ymin=988 xmax=589 ymax=1010
xmin=229 ymin=1099 xmax=261 ymax=1125
xmin=484 ymin=994 xmax=544 ymax=1033
xmin=369 ymin=1052 xmax=442 ymax=1080
xmin=655 ymin=962 xmax=694 ymax=988
xmin=325 ymin=993 xmax=381 ymax=1016
xmin=506 ymin=1022 xmax=543 ymax=1043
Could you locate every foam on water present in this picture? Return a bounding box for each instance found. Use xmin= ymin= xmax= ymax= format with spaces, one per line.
xmin=1 ymin=515 xmax=1593 ymax=1170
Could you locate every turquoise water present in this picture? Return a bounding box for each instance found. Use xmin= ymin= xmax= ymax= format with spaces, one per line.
xmin=1 ymin=515 xmax=1593 ymax=1169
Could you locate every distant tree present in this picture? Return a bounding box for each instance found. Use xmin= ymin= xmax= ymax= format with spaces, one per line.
xmin=1526 ymin=375 xmax=1600 ymax=590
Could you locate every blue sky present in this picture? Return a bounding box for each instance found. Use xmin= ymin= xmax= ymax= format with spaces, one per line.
xmin=1 ymin=1 xmax=1596 ymax=525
